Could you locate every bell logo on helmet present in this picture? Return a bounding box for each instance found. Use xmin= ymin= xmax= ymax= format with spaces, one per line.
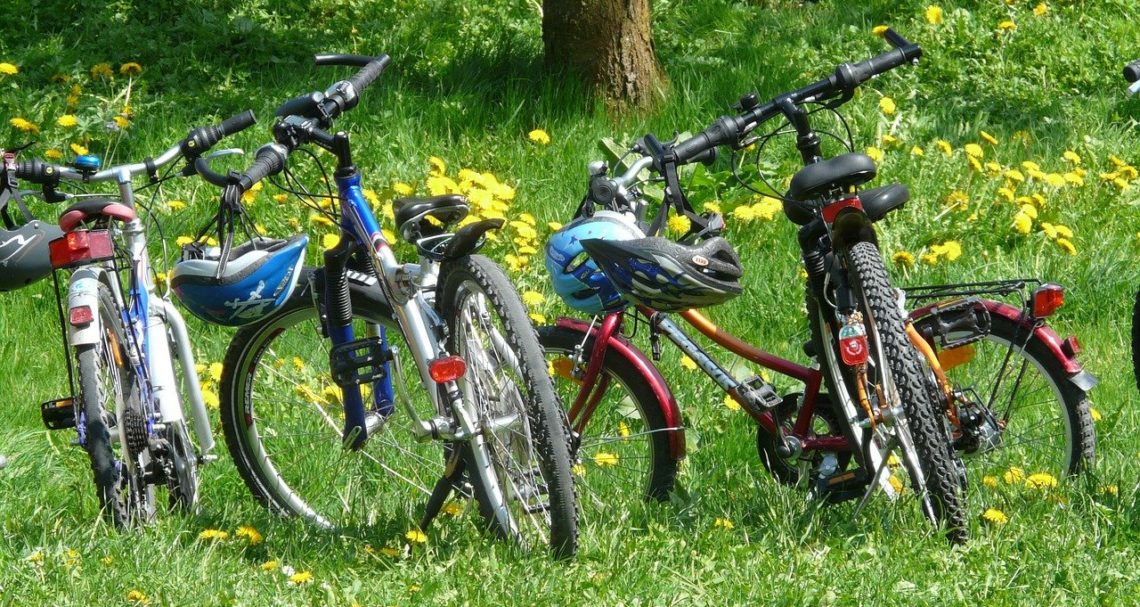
xmin=225 ymin=280 xmax=277 ymax=321
xmin=691 ymin=254 xmax=709 ymax=268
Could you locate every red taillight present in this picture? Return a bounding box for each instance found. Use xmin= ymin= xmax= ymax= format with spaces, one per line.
xmin=1031 ymin=283 xmax=1064 ymax=318
xmin=429 ymin=355 xmax=467 ymax=383
xmin=69 ymin=305 xmax=94 ymax=326
xmin=48 ymin=230 xmax=114 ymax=270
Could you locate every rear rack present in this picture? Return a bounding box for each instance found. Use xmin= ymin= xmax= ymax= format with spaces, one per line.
xmin=903 ymin=279 xmax=1041 ymax=304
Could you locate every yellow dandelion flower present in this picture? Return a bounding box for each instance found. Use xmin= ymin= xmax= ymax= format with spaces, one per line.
xmin=1089 ymin=407 xmax=1101 ymax=422
xmin=1022 ymin=160 xmax=1041 ymax=172
xmin=910 ymin=145 xmax=924 ymax=157
xmin=90 ymin=62 xmax=114 ymax=78
xmin=723 ymin=394 xmax=741 ymax=411
xmin=528 ymin=312 xmax=547 ymax=324
xmin=1100 ymin=484 xmax=1118 ymax=496
xmin=888 ymin=475 xmax=905 ymax=494
xmin=981 ymin=508 xmax=1008 ymax=525
xmin=1033 ymin=2 xmax=1048 ymax=16
xmin=0 ymin=62 xmax=18 ymax=75
xmin=1020 ymin=204 xmax=1038 ymax=219
xmin=10 ymin=117 xmax=40 ymax=133
xmin=392 ymin=182 xmax=414 ymax=197
xmin=879 ymin=97 xmax=896 ymax=116
xmin=964 ymin=143 xmax=984 ymax=158
xmin=713 ymin=517 xmax=735 ymax=530
xmin=944 ymin=190 xmax=968 ymax=209
xmin=892 ymin=251 xmax=915 ymax=269
xmin=1108 ymin=154 xmax=1127 ymax=167
xmin=593 ymin=452 xmax=619 ymax=467
xmin=1043 ymin=173 xmax=1065 ymax=188
xmin=380 ymin=546 xmax=402 ymax=557
xmin=865 ymin=146 xmax=883 ymax=163
xmin=1005 ymin=169 xmax=1025 ymax=182
xmin=997 ymin=20 xmax=1017 ymax=32
xmin=872 ymin=25 xmax=889 ymax=36
xmin=57 ymin=114 xmax=78 ymax=128
xmin=680 ymin=355 xmax=698 ymax=371
xmin=70 ymin=143 xmax=88 ymax=156
xmin=920 ymin=252 xmax=940 ymax=266
xmin=288 ymin=571 xmax=314 ymax=586
xmin=236 ymin=525 xmax=264 ymax=545
xmin=732 ymin=204 xmax=757 ymax=222
xmin=198 ymin=528 xmax=229 ymax=541
xmin=1031 ymin=192 xmax=1047 ymax=207
xmin=1025 ymin=472 xmax=1058 ymax=489
xmin=968 ymin=156 xmax=983 ymax=173
xmin=528 ymin=129 xmax=551 ymax=145
xmin=1012 ymin=212 xmax=1032 ymax=234
xmin=1003 ymin=466 xmax=1025 ymax=484
xmin=997 ymin=187 xmax=1015 ymax=202
xmin=521 ymin=290 xmax=545 ymax=306
xmin=260 ymin=559 xmax=279 ymax=571
xmin=1063 ymin=172 xmax=1084 ymax=186
xmin=1121 ymin=166 xmax=1139 ymax=180
xmin=321 ymin=234 xmax=340 ymax=251
xmin=120 ymin=62 xmax=142 ymax=75
xmin=618 ymin=421 xmax=630 ymax=439
xmin=935 ymin=139 xmax=953 ymax=156
xmin=751 ymin=196 xmax=782 ymax=220
xmin=980 ymin=130 xmax=999 ymax=145
xmin=982 ymin=475 xmax=999 ymax=489
xmin=405 ymin=529 xmax=428 ymax=544
xmin=427 ymin=156 xmax=447 ymax=176
xmin=925 ymin=5 xmax=944 ymax=25
xmin=985 ymin=162 xmax=1003 ymax=176
xmin=168 ymin=199 xmax=187 ymax=211
xmin=667 ymin=214 xmax=691 ymax=236
xmin=571 ymin=463 xmax=586 ymax=477
xmin=45 ymin=149 xmax=63 ymax=160
xmin=1055 ymin=238 xmax=1076 ymax=255
xmin=1061 ymin=150 xmax=1081 ymax=165
xmin=26 ymin=550 xmax=44 ymax=563
xmin=126 ymin=590 xmax=150 ymax=605
xmin=881 ymin=134 xmax=899 ymax=147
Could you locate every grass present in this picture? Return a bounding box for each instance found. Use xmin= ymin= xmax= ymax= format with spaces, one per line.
xmin=2 ymin=0 xmax=1140 ymax=604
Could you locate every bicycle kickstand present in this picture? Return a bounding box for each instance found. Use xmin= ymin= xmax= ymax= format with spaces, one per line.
xmin=419 ymin=448 xmax=466 ymax=530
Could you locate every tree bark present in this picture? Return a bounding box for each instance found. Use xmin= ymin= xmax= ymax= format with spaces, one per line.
xmin=543 ymin=0 xmax=665 ymax=109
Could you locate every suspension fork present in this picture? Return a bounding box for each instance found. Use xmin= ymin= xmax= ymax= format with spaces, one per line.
xmin=567 ymin=312 xmax=622 ymax=434
xmin=322 ymin=237 xmax=369 ymax=449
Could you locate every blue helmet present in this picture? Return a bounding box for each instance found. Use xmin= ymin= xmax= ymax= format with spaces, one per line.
xmin=544 ymin=210 xmax=645 ymax=314
xmin=171 ymin=234 xmax=308 ymax=326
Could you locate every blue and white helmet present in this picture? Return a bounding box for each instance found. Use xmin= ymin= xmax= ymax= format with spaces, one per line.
xmin=171 ymin=234 xmax=308 ymax=326
xmin=544 ymin=210 xmax=645 ymax=314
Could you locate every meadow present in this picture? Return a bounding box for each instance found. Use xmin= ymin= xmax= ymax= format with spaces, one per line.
xmin=1 ymin=0 xmax=1139 ymax=604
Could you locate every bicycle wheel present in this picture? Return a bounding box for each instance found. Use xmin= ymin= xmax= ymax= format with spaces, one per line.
xmin=839 ymin=241 xmax=967 ymax=542
xmin=437 ymin=255 xmax=578 ymax=558
xmin=538 ymin=324 xmax=678 ymax=515
xmin=74 ymin=281 xmax=153 ymax=527
xmin=220 ymin=270 xmax=451 ymax=529
xmin=912 ymin=310 xmax=1095 ymax=478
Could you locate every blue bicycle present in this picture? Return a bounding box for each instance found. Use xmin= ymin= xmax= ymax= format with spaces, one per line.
xmin=185 ymin=55 xmax=578 ymax=557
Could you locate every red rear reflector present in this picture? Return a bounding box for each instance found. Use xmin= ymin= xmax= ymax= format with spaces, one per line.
xmin=429 ymin=355 xmax=467 ymax=383
xmin=48 ymin=229 xmax=114 ymax=269
xmin=69 ymin=305 xmax=94 ymax=326
xmin=1062 ymin=336 xmax=1080 ymax=358
xmin=1031 ymin=283 xmax=1064 ymax=318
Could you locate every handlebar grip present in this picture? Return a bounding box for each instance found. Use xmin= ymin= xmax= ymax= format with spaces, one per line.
xmin=1125 ymin=60 xmax=1140 ymax=83
xmin=346 ymin=55 xmax=391 ymax=97
xmin=237 ymin=144 xmax=288 ymax=192
xmin=13 ymin=158 xmax=59 ymax=184
xmin=837 ymin=44 xmax=921 ymax=90
xmin=182 ymin=110 xmax=258 ymax=157
xmin=672 ymin=116 xmax=741 ymax=164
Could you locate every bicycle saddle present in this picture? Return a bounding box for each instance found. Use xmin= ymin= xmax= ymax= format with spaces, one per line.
xmin=782 ymin=183 xmax=910 ymax=226
xmin=58 ymin=198 xmax=137 ymax=232
xmin=393 ymin=194 xmax=469 ymax=241
xmin=786 ymin=153 xmax=878 ymax=201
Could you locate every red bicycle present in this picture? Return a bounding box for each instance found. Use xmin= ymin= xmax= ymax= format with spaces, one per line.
xmin=542 ymin=31 xmax=1095 ymax=543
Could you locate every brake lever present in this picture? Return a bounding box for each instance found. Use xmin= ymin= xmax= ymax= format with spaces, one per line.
xmin=206 ymin=147 xmax=246 ymax=160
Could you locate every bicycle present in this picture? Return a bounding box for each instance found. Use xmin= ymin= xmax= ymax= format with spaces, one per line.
xmin=544 ymin=30 xmax=973 ymax=541
xmin=1126 ymin=58 xmax=1140 ymax=395
xmin=542 ymin=32 xmax=1098 ymax=543
xmin=186 ymin=54 xmax=577 ymax=557
xmin=3 ymin=112 xmax=257 ymax=526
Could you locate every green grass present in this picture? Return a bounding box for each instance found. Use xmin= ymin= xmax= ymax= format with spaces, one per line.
xmin=2 ymin=0 xmax=1140 ymax=604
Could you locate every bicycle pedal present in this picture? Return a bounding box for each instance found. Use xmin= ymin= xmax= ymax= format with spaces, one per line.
xmin=733 ymin=376 xmax=783 ymax=414
xmin=329 ymin=337 xmax=392 ymax=386
xmin=40 ymin=397 xmax=76 ymax=430
xmin=815 ymin=468 xmax=871 ymax=504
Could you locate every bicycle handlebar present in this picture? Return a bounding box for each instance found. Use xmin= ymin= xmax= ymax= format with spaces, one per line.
xmin=1125 ymin=60 xmax=1140 ymax=83
xmin=672 ymin=28 xmax=921 ymax=165
xmin=13 ymin=110 xmax=257 ymax=195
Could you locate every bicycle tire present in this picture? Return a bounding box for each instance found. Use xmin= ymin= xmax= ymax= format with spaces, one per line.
xmin=437 ymin=255 xmax=578 ymax=558
xmin=912 ymin=311 xmax=1095 ymax=478
xmin=219 ymin=269 xmax=453 ymax=529
xmin=538 ymin=324 xmax=678 ymax=511
xmin=74 ymin=282 xmax=151 ymax=527
xmin=844 ymin=241 xmax=967 ymax=543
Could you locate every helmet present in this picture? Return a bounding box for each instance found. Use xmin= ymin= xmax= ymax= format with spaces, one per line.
xmin=0 ymin=220 xmax=63 ymax=292
xmin=171 ymin=234 xmax=308 ymax=326
xmin=544 ymin=210 xmax=645 ymax=314
xmin=579 ymin=235 xmax=743 ymax=312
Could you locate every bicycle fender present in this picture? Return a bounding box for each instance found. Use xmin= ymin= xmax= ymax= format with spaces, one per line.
xmin=66 ymin=267 xmax=106 ymax=347
xmin=554 ymin=316 xmax=686 ymax=459
xmin=909 ymin=298 xmax=1090 ymax=378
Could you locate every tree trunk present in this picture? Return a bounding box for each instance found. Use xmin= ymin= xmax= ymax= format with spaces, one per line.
xmin=543 ymin=0 xmax=665 ymax=109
